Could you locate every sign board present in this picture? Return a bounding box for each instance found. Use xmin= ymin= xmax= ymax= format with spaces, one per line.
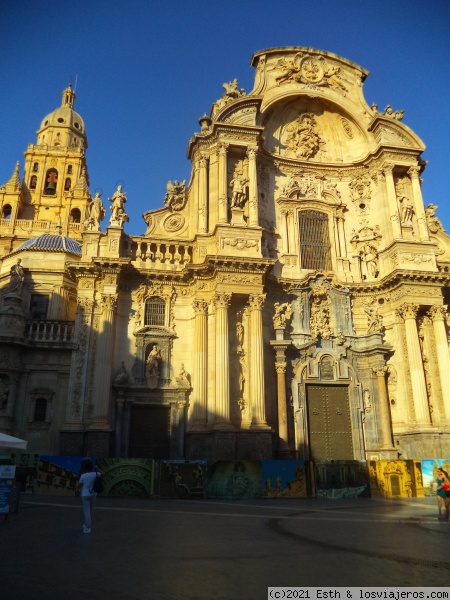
xmin=0 ymin=465 xmax=16 ymax=514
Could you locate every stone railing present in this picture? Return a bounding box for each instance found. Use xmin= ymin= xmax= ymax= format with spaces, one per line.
xmin=26 ymin=320 xmax=75 ymax=344
xmin=132 ymin=240 xmax=193 ymax=269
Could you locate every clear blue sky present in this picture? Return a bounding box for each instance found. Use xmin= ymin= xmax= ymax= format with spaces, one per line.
xmin=1 ymin=0 xmax=449 ymax=236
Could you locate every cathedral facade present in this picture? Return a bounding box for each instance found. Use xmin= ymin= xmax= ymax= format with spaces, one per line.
xmin=1 ymin=47 xmax=450 ymax=462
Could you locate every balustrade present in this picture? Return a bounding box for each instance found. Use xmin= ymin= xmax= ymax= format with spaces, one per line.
xmin=26 ymin=320 xmax=75 ymax=343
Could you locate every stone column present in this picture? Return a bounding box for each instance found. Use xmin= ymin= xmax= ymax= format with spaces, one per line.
xmin=372 ymin=366 xmax=395 ymax=448
xmin=190 ymin=300 xmax=209 ymax=430
xmin=92 ymin=294 xmax=117 ymax=429
xmin=408 ymin=166 xmax=429 ymax=242
xmin=198 ymin=154 xmax=208 ymax=233
xmin=383 ymin=164 xmax=402 ymax=239
xmin=213 ymin=293 xmax=233 ymax=429
xmin=247 ymin=146 xmax=259 ymax=226
xmin=428 ymin=305 xmax=450 ymax=423
xmin=335 ymin=207 xmax=347 ymax=257
xmin=397 ymin=303 xmax=431 ymax=427
xmin=64 ymin=296 xmax=95 ymax=428
xmin=218 ymin=143 xmax=229 ymax=223
xmin=249 ymin=294 xmax=269 ymax=429
xmin=281 ymin=209 xmax=289 ymax=254
xmin=287 ymin=210 xmax=296 ymax=254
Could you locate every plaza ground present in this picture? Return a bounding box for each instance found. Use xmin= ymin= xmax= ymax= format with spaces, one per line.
xmin=1 ymin=495 xmax=448 ymax=599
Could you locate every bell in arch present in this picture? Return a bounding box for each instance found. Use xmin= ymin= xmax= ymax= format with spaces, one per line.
xmin=44 ymin=169 xmax=58 ymax=195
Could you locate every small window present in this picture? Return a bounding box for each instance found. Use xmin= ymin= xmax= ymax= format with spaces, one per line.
xmin=30 ymin=294 xmax=49 ymax=320
xmin=67 ymin=164 xmax=73 ymax=174
xmin=33 ymin=398 xmax=47 ymax=422
xmin=70 ymin=208 xmax=81 ymax=223
xmin=64 ymin=178 xmax=71 ymax=191
xmin=33 ymin=162 xmax=39 ymax=173
xmin=2 ymin=204 xmax=12 ymax=219
xmin=30 ymin=175 xmax=37 ymax=189
xmin=144 ymin=297 xmax=165 ymax=326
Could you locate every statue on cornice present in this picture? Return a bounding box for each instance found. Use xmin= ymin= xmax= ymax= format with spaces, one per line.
xmin=86 ymin=192 xmax=106 ymax=231
xmin=425 ymin=204 xmax=444 ymax=234
xmin=273 ymin=302 xmax=292 ymax=329
xmin=9 ymin=259 xmax=24 ymax=295
xmin=384 ymin=105 xmax=404 ymax=121
xmin=214 ymin=79 xmax=246 ymax=112
xmin=108 ymin=185 xmax=129 ymax=226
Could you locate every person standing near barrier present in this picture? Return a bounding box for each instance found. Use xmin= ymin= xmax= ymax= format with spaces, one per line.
xmin=78 ymin=459 xmax=103 ymax=534
xmin=436 ymin=467 xmax=450 ymax=521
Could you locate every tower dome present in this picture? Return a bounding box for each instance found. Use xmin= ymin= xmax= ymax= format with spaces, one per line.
xmin=37 ymin=85 xmax=87 ymax=148
xmin=13 ymin=233 xmax=82 ymax=256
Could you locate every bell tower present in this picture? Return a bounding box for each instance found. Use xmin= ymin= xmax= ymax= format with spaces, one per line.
xmin=20 ymin=84 xmax=91 ymax=239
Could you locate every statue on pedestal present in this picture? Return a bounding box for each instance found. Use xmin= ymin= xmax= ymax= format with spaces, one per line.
xmin=108 ymin=185 xmax=129 ymax=226
xmin=9 ymin=259 xmax=25 ymax=295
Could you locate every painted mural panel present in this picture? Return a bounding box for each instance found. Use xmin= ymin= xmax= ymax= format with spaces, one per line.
xmin=421 ymin=458 xmax=450 ymax=496
xmin=36 ymin=456 xmax=90 ymax=496
xmin=205 ymin=461 xmax=261 ymax=499
xmin=159 ymin=460 xmax=207 ymax=498
xmin=261 ymin=460 xmax=308 ymax=498
xmin=315 ymin=460 xmax=369 ymax=498
xmin=96 ymin=458 xmax=156 ymax=497
xmin=368 ymin=459 xmax=424 ymax=498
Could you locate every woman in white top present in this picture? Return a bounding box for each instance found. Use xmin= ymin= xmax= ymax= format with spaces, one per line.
xmin=78 ymin=459 xmax=103 ymax=534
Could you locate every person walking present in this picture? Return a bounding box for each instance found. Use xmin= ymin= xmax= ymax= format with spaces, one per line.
xmin=436 ymin=467 xmax=450 ymax=521
xmin=78 ymin=459 xmax=103 ymax=534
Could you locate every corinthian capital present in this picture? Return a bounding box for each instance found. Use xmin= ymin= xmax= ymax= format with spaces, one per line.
xmin=275 ymin=362 xmax=287 ymax=374
xmin=397 ymin=303 xmax=419 ymax=320
xmin=213 ymin=293 xmax=231 ymax=309
xmin=407 ymin=165 xmax=421 ymax=179
xmin=247 ymin=145 xmax=258 ymax=160
xmin=249 ymin=293 xmax=266 ymax=310
xmin=427 ymin=305 xmax=447 ymax=322
xmin=101 ymin=294 xmax=118 ymax=311
xmin=192 ymin=299 xmax=209 ymax=316
xmin=372 ymin=366 xmax=389 ymax=377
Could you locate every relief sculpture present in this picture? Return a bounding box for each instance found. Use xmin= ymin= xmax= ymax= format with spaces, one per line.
xmin=283 ymin=113 xmax=325 ymax=160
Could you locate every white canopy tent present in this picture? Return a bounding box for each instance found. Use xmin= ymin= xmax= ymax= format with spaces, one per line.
xmin=0 ymin=433 xmax=28 ymax=450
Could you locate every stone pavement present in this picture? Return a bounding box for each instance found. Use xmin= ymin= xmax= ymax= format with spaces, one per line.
xmin=0 ymin=495 xmax=448 ymax=600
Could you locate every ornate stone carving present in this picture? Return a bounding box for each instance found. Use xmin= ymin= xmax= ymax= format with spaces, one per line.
xmin=273 ymin=302 xmax=292 ymax=328
xmin=350 ymin=220 xmax=382 ymax=246
xmin=223 ymin=238 xmax=258 ymax=251
xmin=275 ymin=362 xmax=287 ymax=374
xmin=310 ymin=284 xmax=332 ymax=340
xmin=164 ymin=180 xmax=187 ymax=211
xmin=349 ymin=174 xmax=371 ymax=213
xmin=164 ymin=214 xmax=185 ymax=232
xmin=249 ymin=294 xmax=266 ymax=310
xmin=340 ymin=118 xmax=354 ymax=139
xmin=213 ymin=79 xmax=246 ymax=113
xmin=283 ymin=113 xmax=325 ymax=159
xmin=113 ymin=362 xmax=129 ymax=386
xmin=192 ymin=300 xmax=209 ymax=316
xmin=363 ymin=301 xmax=383 ymax=333
xmin=427 ymin=305 xmax=447 ymax=322
xmin=101 ymin=295 xmax=118 ymax=312
xmin=402 ymin=253 xmax=432 ymax=265
xmin=273 ymin=53 xmax=349 ymax=94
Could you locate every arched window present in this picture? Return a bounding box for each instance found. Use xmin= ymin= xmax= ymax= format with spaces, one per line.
xmin=33 ymin=398 xmax=47 ymax=422
xmin=33 ymin=162 xmax=39 ymax=173
xmin=64 ymin=178 xmax=71 ymax=191
xmin=144 ymin=297 xmax=166 ymax=326
xmin=70 ymin=208 xmax=81 ymax=223
xmin=44 ymin=169 xmax=58 ymax=195
xmin=2 ymin=204 xmax=12 ymax=219
xmin=299 ymin=210 xmax=332 ymax=271
xmin=30 ymin=175 xmax=37 ymax=189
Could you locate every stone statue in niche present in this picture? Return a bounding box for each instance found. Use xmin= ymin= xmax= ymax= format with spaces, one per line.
xmin=108 ymin=185 xmax=129 ymax=226
xmin=273 ymin=302 xmax=292 ymax=329
xmin=229 ymin=169 xmax=248 ymax=208
xmin=283 ymin=113 xmax=325 ymax=160
xmin=145 ymin=344 xmax=161 ymax=389
xmin=114 ymin=362 xmax=129 ymax=386
xmin=425 ymin=204 xmax=444 ymax=234
xmin=359 ymin=243 xmax=379 ymax=280
xmin=164 ymin=180 xmax=187 ymax=211
xmin=395 ymin=179 xmax=414 ymax=226
xmin=9 ymin=259 xmax=25 ymax=295
xmin=309 ymin=285 xmax=332 ymax=341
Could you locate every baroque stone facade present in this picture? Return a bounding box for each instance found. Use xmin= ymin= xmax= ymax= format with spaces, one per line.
xmin=1 ymin=47 xmax=450 ymax=462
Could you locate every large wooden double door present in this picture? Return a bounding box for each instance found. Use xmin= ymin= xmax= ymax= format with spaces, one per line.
xmin=306 ymin=385 xmax=354 ymax=461
xmin=129 ymin=405 xmax=170 ymax=458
